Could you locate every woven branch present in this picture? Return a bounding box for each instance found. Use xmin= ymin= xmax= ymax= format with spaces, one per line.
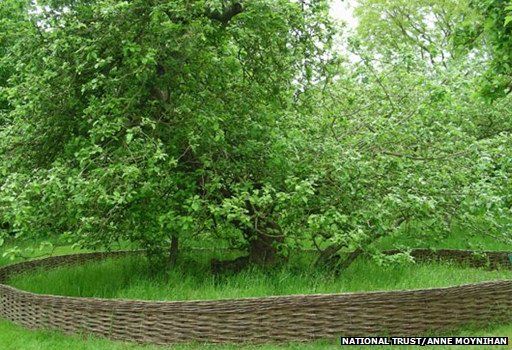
xmin=0 ymin=249 xmax=511 ymax=344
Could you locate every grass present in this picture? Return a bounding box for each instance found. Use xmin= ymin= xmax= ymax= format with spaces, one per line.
xmin=8 ymin=251 xmax=512 ymax=301
xmin=375 ymin=224 xmax=512 ymax=251
xmin=0 ymin=239 xmax=101 ymax=268
xmin=1 ymin=233 xmax=512 ymax=349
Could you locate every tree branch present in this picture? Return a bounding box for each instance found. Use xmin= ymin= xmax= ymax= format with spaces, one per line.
xmin=208 ymin=2 xmax=243 ymax=25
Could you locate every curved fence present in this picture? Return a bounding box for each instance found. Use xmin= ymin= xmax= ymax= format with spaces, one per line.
xmin=0 ymin=249 xmax=511 ymax=344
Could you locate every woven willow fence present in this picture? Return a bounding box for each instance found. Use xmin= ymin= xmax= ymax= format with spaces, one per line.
xmin=0 ymin=249 xmax=511 ymax=344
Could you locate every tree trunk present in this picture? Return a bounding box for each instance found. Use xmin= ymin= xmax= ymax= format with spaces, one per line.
xmin=210 ymin=233 xmax=282 ymax=274
xmin=211 ymin=219 xmax=284 ymax=274
xmin=315 ymin=244 xmax=364 ymax=274
xmin=168 ymin=235 xmax=179 ymax=266
xmin=247 ymin=232 xmax=280 ymax=265
xmin=315 ymin=243 xmax=344 ymax=270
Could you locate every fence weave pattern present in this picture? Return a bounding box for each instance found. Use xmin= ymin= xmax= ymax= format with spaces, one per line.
xmin=0 ymin=249 xmax=511 ymax=344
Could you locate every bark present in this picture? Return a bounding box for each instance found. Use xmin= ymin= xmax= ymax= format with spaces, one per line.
xmin=162 ymin=2 xmax=243 ymax=26
xmin=211 ymin=219 xmax=284 ymax=274
xmin=208 ymin=2 xmax=243 ymax=25
xmin=315 ymin=217 xmax=409 ymax=273
xmin=168 ymin=235 xmax=179 ymax=266
xmin=315 ymin=243 xmax=344 ymax=270
xmin=315 ymin=244 xmax=364 ymax=275
xmin=247 ymin=217 xmax=283 ymax=265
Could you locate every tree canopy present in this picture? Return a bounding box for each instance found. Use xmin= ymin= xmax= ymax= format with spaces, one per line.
xmin=0 ymin=0 xmax=510 ymax=270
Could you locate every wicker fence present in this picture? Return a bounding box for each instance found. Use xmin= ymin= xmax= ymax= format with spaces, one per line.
xmin=0 ymin=249 xmax=511 ymax=344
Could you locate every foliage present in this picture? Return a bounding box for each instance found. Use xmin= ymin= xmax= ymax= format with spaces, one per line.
xmin=0 ymin=0 xmax=511 ymax=268
xmin=354 ymin=0 xmax=477 ymax=67
xmin=454 ymin=0 xmax=512 ymax=97
xmin=0 ymin=0 xmax=336 ymax=261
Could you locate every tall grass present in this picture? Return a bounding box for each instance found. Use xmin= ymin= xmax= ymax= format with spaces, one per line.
xmin=8 ymin=250 xmax=512 ymax=301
